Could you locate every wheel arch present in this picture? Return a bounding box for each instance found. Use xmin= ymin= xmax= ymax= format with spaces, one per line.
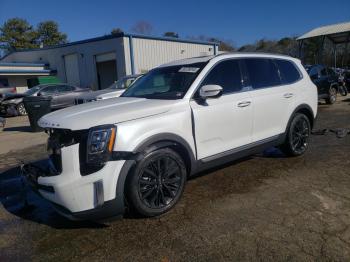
xmin=133 ymin=133 xmax=196 ymax=175
xmin=330 ymin=82 xmax=339 ymax=91
xmin=285 ymin=104 xmax=315 ymax=132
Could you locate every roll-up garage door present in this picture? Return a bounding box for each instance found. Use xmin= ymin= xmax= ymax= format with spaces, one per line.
xmin=64 ymin=53 xmax=80 ymax=86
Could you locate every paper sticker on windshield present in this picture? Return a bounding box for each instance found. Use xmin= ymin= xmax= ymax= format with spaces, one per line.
xmin=179 ymin=67 xmax=200 ymax=73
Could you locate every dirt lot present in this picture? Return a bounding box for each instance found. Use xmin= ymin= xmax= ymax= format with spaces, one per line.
xmin=0 ymin=97 xmax=350 ymax=261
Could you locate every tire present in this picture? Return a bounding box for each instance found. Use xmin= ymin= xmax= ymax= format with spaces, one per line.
xmin=339 ymin=85 xmax=348 ymax=96
xmin=126 ymin=148 xmax=187 ymax=217
xmin=16 ymin=103 xmax=27 ymax=116
xmin=280 ymin=113 xmax=311 ymax=157
xmin=326 ymin=86 xmax=337 ymax=104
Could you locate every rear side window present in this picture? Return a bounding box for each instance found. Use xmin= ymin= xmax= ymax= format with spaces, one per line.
xmin=275 ymin=59 xmax=301 ymax=84
xmin=57 ymin=85 xmax=74 ymax=92
xmin=201 ymin=59 xmax=242 ymax=94
xmin=244 ymin=58 xmax=281 ymax=89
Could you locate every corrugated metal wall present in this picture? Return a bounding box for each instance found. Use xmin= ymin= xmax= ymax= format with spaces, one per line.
xmin=125 ymin=37 xmax=216 ymax=74
xmin=1 ymin=38 xmax=126 ymax=89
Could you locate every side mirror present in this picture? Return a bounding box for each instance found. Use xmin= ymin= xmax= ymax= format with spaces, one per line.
xmin=37 ymin=92 xmax=41 ymax=96
xmin=199 ymin=85 xmax=223 ymax=99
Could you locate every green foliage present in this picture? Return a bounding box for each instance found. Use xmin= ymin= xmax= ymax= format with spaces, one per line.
xmin=111 ymin=28 xmax=123 ymax=35
xmin=36 ymin=21 xmax=67 ymax=47
xmin=0 ymin=18 xmax=38 ymax=51
xmin=0 ymin=18 xmax=67 ymax=53
xmin=163 ymin=32 xmax=179 ymax=38
xmin=238 ymin=37 xmax=299 ymax=57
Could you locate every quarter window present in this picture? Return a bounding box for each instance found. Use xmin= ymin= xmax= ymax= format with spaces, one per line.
xmin=200 ymin=60 xmax=243 ymax=94
xmin=275 ymin=59 xmax=301 ymax=84
xmin=244 ymin=58 xmax=281 ymax=89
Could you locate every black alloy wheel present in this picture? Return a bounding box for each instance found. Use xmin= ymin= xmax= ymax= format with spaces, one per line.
xmin=126 ymin=148 xmax=186 ymax=217
xmin=290 ymin=116 xmax=310 ymax=155
xmin=138 ymin=155 xmax=182 ymax=209
xmin=281 ymin=113 xmax=311 ymax=157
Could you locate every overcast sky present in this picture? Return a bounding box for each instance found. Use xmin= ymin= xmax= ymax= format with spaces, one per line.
xmin=1 ymin=0 xmax=349 ymax=47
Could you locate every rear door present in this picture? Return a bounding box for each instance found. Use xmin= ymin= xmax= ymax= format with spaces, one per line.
xmin=190 ymin=59 xmax=253 ymax=160
xmin=243 ymin=58 xmax=296 ymax=142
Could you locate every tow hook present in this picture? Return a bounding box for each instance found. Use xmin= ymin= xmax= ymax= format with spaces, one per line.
xmin=311 ymin=128 xmax=350 ymax=138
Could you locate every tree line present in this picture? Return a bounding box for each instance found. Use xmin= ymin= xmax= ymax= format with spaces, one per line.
xmin=1 ymin=18 xmax=348 ymax=68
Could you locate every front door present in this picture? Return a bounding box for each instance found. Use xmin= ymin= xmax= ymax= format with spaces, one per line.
xmin=190 ymin=59 xmax=253 ymax=160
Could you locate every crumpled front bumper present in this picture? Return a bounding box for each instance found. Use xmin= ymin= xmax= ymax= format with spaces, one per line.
xmin=21 ymin=143 xmax=128 ymax=221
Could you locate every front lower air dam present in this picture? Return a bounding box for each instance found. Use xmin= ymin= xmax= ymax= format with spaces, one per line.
xmin=94 ymin=180 xmax=104 ymax=207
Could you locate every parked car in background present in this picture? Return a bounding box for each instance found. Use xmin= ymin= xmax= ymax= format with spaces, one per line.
xmin=344 ymin=71 xmax=350 ymax=91
xmin=0 ymin=84 xmax=16 ymax=98
xmin=24 ymin=54 xmax=317 ymax=221
xmin=0 ymin=83 xmax=90 ymax=116
xmin=75 ymin=74 xmax=143 ymax=105
xmin=305 ymin=65 xmax=339 ymax=104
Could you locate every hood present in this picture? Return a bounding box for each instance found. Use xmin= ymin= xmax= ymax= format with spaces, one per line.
xmin=97 ymin=89 xmax=124 ymax=99
xmin=77 ymin=89 xmax=121 ymax=101
xmin=1 ymin=93 xmax=26 ymax=101
xmin=38 ymin=97 xmax=175 ymax=130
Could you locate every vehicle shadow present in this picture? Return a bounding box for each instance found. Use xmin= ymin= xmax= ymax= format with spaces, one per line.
xmin=3 ymin=125 xmax=33 ymax=133
xmin=0 ymin=166 xmax=107 ymax=229
xmin=189 ymin=147 xmax=287 ymax=180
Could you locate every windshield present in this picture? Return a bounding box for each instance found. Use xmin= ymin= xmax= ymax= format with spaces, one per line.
xmin=121 ymin=62 xmax=206 ymax=99
xmin=107 ymin=77 xmax=137 ymax=90
xmin=25 ymin=86 xmax=41 ymax=96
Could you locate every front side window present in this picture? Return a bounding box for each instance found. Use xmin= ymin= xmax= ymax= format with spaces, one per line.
xmin=200 ymin=60 xmax=243 ymax=94
xmin=244 ymin=58 xmax=281 ymax=89
xmin=275 ymin=59 xmax=301 ymax=84
xmin=25 ymin=86 xmax=41 ymax=95
xmin=40 ymin=86 xmax=58 ymax=95
xmin=122 ymin=62 xmax=206 ymax=99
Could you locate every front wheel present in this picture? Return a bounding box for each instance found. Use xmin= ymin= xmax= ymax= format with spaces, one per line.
xmin=126 ymin=148 xmax=187 ymax=217
xmin=16 ymin=103 xmax=27 ymax=116
xmin=280 ymin=113 xmax=311 ymax=157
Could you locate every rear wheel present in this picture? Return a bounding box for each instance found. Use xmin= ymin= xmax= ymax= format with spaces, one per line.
xmin=326 ymin=86 xmax=337 ymax=104
xmin=126 ymin=148 xmax=187 ymax=217
xmin=281 ymin=113 xmax=311 ymax=157
xmin=16 ymin=103 xmax=27 ymax=116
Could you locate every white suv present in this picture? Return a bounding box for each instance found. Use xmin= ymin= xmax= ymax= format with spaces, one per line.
xmin=25 ymin=53 xmax=318 ymax=220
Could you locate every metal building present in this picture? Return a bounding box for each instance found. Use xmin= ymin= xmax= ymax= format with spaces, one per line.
xmin=0 ymin=33 xmax=218 ymax=91
xmin=297 ymin=21 xmax=350 ymax=66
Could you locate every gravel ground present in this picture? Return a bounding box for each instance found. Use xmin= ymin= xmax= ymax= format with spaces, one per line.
xmin=0 ymin=97 xmax=350 ymax=261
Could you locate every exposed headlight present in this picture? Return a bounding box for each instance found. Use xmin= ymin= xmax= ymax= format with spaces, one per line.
xmin=87 ymin=125 xmax=116 ymax=164
xmin=2 ymin=98 xmax=20 ymax=104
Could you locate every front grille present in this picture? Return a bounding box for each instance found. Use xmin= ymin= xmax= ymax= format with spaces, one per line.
xmin=48 ymin=128 xmax=88 ymax=174
xmin=47 ymin=128 xmax=105 ymax=176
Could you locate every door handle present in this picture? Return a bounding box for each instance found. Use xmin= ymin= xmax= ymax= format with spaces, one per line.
xmin=283 ymin=93 xmax=294 ymax=98
xmin=237 ymin=101 xmax=251 ymax=108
